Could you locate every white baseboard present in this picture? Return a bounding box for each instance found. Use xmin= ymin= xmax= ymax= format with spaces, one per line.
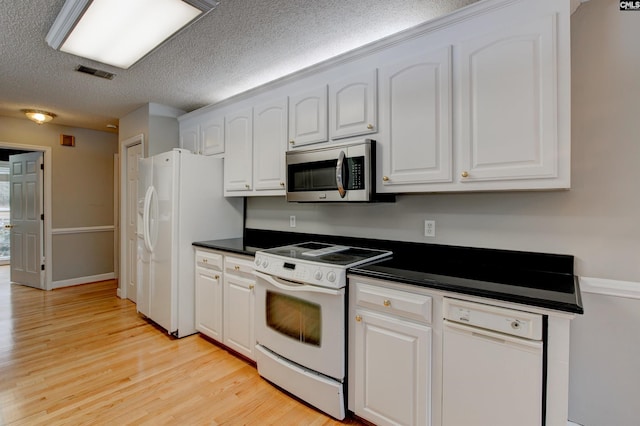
xmin=567 ymin=422 xmax=581 ymax=426
xmin=579 ymin=276 xmax=640 ymax=299
xmin=52 ymin=272 xmax=115 ymax=289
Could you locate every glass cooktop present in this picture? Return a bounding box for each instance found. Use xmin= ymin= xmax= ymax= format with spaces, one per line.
xmin=261 ymin=242 xmax=392 ymax=268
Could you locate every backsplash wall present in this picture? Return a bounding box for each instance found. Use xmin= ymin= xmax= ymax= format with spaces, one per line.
xmin=246 ymin=0 xmax=640 ymax=284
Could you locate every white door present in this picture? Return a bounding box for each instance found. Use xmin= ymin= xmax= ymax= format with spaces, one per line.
xmin=9 ymin=151 xmax=44 ymax=289
xmin=126 ymin=142 xmax=143 ymax=302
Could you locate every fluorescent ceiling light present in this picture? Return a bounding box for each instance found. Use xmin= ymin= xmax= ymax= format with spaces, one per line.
xmin=46 ymin=0 xmax=219 ymax=69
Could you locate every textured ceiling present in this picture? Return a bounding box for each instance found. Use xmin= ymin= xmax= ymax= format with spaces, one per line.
xmin=0 ymin=0 xmax=480 ymax=133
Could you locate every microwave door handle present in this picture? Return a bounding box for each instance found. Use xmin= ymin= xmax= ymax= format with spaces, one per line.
xmin=254 ymin=271 xmax=343 ymax=296
xmin=336 ymin=150 xmax=347 ymax=198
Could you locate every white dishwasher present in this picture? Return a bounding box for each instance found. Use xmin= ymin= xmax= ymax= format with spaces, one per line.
xmin=442 ymin=298 xmax=545 ymax=426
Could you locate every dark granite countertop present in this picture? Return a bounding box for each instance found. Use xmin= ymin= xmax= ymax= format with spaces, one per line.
xmin=192 ymin=238 xmax=263 ymax=256
xmin=350 ymin=260 xmax=582 ymax=314
xmin=193 ymin=229 xmax=583 ymax=314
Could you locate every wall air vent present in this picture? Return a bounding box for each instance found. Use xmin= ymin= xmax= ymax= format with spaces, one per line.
xmin=75 ymin=65 xmax=115 ymax=80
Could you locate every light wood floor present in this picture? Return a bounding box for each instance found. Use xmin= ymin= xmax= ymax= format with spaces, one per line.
xmin=0 ymin=267 xmax=364 ymax=425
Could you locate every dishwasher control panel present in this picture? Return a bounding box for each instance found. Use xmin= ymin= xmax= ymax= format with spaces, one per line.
xmin=443 ymin=298 xmax=543 ymax=340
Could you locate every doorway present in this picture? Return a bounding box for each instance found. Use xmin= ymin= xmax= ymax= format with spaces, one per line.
xmin=0 ymin=160 xmax=10 ymax=265
xmin=0 ymin=150 xmax=32 ymax=266
xmin=0 ymin=143 xmax=51 ymax=290
xmin=119 ymin=134 xmax=144 ymax=301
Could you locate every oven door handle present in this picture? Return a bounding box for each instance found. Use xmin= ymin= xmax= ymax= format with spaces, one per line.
xmin=254 ymin=271 xmax=343 ymax=296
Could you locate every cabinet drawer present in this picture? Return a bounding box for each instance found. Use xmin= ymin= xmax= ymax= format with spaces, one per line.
xmin=355 ymin=283 xmax=432 ymax=324
xmin=195 ymin=250 xmax=223 ymax=270
xmin=225 ymin=255 xmax=254 ymax=277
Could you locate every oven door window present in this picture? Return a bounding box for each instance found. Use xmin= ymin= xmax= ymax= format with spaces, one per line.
xmin=266 ymin=290 xmax=321 ymax=347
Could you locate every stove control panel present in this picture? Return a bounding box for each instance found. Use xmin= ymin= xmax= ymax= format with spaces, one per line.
xmin=254 ymin=254 xmax=347 ymax=289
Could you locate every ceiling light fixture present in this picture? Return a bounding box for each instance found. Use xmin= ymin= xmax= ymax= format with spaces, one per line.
xmin=45 ymin=0 xmax=219 ymax=69
xmin=22 ymin=109 xmax=57 ymax=125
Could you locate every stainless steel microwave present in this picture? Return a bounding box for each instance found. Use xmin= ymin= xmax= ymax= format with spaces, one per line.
xmin=285 ymin=139 xmax=394 ymax=202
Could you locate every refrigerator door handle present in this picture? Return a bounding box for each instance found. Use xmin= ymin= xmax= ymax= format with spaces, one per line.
xmin=142 ymin=186 xmax=156 ymax=253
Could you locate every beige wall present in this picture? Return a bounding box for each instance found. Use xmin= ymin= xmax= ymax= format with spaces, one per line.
xmin=0 ymin=116 xmax=118 ymax=283
xmin=246 ymin=0 xmax=640 ymax=284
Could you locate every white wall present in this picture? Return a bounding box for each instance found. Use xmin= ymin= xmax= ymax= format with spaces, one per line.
xmin=246 ymin=0 xmax=640 ymax=284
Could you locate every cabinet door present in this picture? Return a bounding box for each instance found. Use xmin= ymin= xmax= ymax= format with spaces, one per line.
xmin=201 ymin=114 xmax=224 ymax=155
xmin=223 ymin=274 xmax=255 ymax=360
xmin=195 ymin=266 xmax=223 ymax=342
xmin=180 ymin=122 xmax=199 ymax=154
xmin=288 ymin=86 xmax=328 ymax=148
xmin=224 ymin=108 xmax=253 ymax=193
xmin=253 ymin=99 xmax=287 ymax=192
xmin=457 ymin=14 xmax=559 ymax=183
xmin=329 ymin=70 xmax=377 ymax=140
xmin=378 ymin=45 xmax=452 ymax=192
xmin=354 ymin=309 xmax=431 ymax=426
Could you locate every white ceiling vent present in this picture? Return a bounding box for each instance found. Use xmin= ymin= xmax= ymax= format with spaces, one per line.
xmin=75 ymin=65 xmax=115 ymax=80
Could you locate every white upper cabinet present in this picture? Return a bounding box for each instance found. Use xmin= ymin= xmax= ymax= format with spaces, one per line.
xmin=224 ymin=108 xmax=253 ymax=193
xmin=180 ymin=121 xmax=199 ymax=154
xmin=253 ymin=99 xmax=287 ymax=192
xmin=288 ymin=86 xmax=328 ymax=148
xmin=184 ymin=0 xmax=569 ymax=195
xmin=200 ymin=114 xmax=225 ymax=156
xmin=329 ymin=70 xmax=377 ymax=140
xmin=179 ymin=113 xmax=224 ymax=156
xmin=456 ymin=11 xmax=567 ymax=188
xmin=378 ymin=45 xmax=452 ymax=193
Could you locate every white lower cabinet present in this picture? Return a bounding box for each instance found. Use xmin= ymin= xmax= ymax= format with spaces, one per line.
xmin=223 ymin=255 xmax=256 ymax=360
xmin=194 ymin=249 xmax=256 ymax=361
xmin=351 ymin=279 xmax=433 ymax=426
xmin=194 ymin=250 xmax=224 ymax=341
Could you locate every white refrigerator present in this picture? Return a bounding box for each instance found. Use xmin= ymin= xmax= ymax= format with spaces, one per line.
xmin=137 ymin=149 xmax=243 ymax=338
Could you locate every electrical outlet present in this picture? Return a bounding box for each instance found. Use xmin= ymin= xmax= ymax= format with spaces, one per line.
xmin=289 ymin=215 xmax=296 ymax=228
xmin=424 ymin=220 xmax=435 ymax=237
